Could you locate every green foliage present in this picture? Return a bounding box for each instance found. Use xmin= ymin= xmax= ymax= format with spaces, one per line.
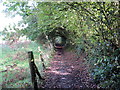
xmin=2 ymin=1 xmax=120 ymax=89
xmin=0 ymin=41 xmax=49 ymax=88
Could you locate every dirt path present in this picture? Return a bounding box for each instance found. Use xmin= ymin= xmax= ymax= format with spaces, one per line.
xmin=42 ymin=49 xmax=97 ymax=88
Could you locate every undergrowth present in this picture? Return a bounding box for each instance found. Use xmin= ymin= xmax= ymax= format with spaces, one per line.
xmin=0 ymin=41 xmax=51 ymax=88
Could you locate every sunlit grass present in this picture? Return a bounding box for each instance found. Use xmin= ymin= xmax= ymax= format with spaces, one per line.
xmin=0 ymin=41 xmax=51 ymax=88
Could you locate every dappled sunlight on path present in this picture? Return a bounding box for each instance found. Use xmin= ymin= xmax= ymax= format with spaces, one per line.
xmin=42 ymin=50 xmax=97 ymax=88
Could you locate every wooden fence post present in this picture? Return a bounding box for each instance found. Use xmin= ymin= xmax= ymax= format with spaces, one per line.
xmin=28 ymin=51 xmax=38 ymax=89
xmin=38 ymin=47 xmax=46 ymax=69
xmin=40 ymin=54 xmax=46 ymax=69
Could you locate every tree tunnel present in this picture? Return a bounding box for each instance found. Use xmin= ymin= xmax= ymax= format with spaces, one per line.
xmin=47 ymin=27 xmax=68 ymax=49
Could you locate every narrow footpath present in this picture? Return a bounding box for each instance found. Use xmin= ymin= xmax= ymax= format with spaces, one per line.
xmin=42 ymin=49 xmax=97 ymax=88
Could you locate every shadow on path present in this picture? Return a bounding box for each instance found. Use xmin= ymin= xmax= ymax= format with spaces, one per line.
xmin=42 ymin=49 xmax=97 ymax=88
